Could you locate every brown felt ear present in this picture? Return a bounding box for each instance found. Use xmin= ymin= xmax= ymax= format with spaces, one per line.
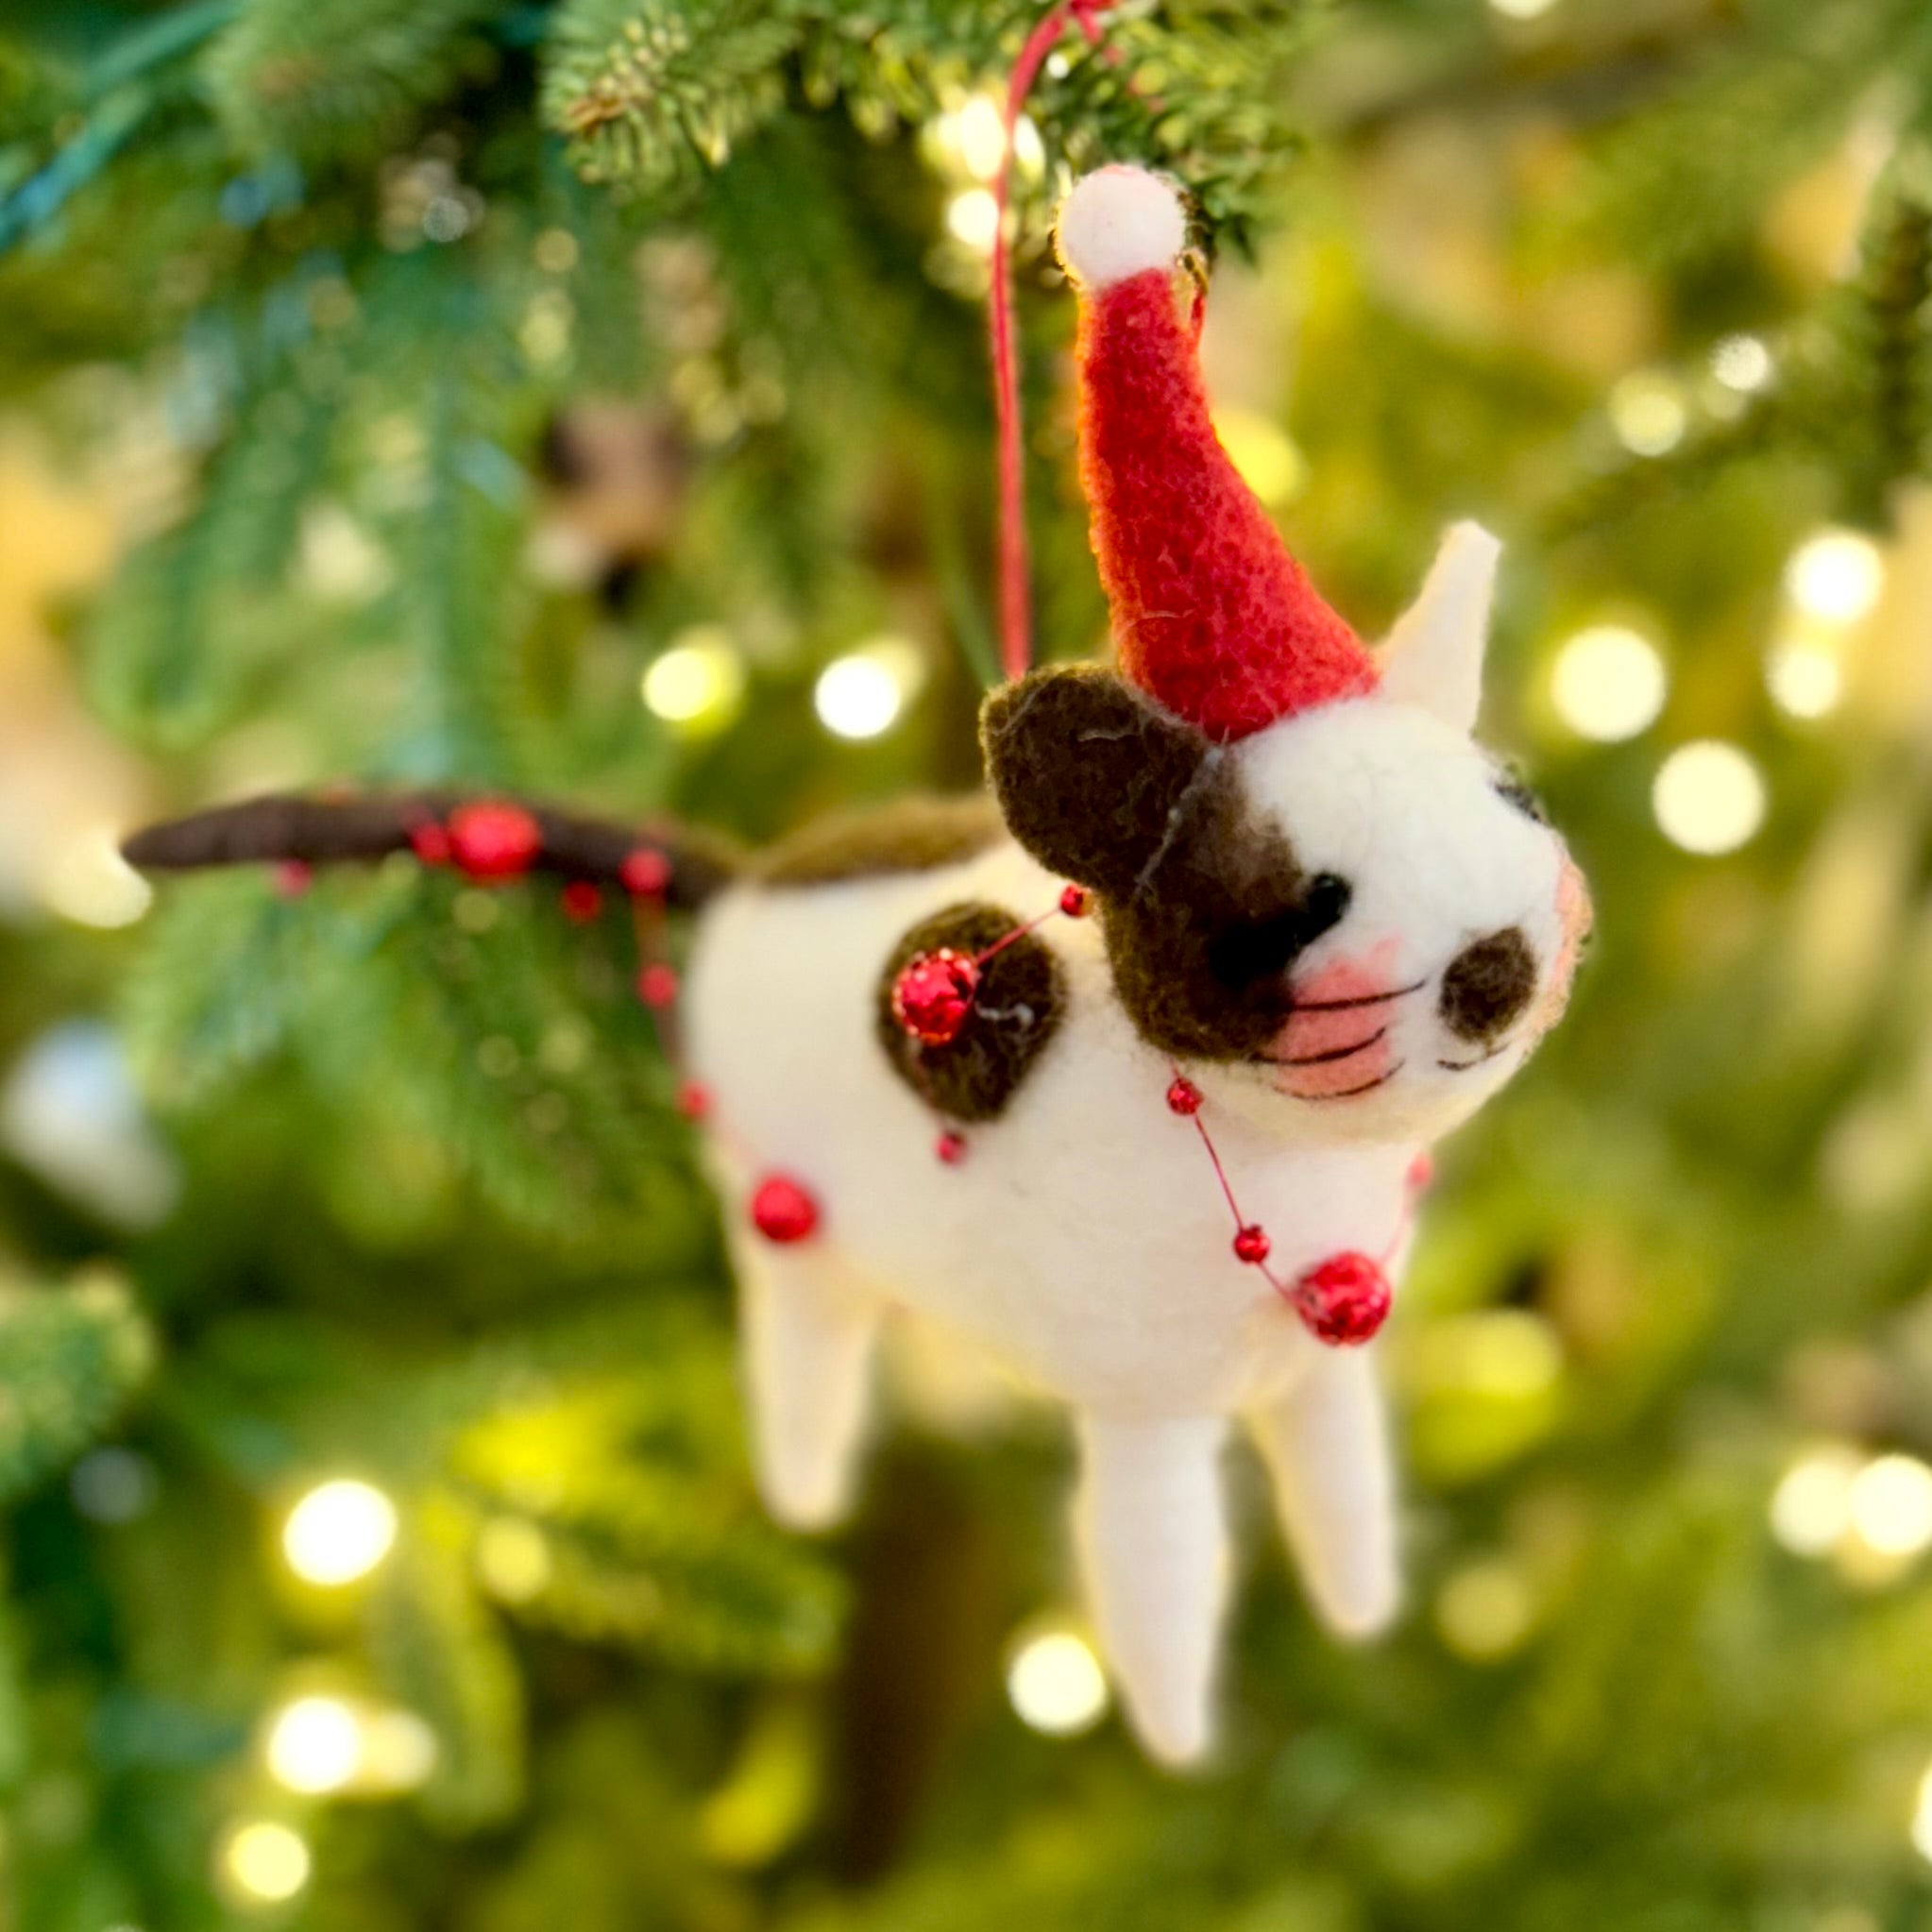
xmin=980 ymin=665 xmax=1212 ymax=899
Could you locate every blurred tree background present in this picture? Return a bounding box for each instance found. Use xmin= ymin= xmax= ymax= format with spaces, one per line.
xmin=5 ymin=0 xmax=1932 ymax=1926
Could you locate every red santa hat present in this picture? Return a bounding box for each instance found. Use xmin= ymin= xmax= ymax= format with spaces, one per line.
xmin=1053 ymin=166 xmax=1378 ymax=741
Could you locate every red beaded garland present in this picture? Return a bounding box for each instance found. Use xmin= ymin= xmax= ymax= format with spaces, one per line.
xmin=676 ymin=1080 xmax=712 ymax=1122
xmin=1232 ymin=1224 xmax=1271 ymax=1265
xmin=1059 ymin=884 xmax=1089 ymax=918
xmin=935 ymin=1130 xmax=968 ymax=1165
xmin=621 ymin=846 xmax=672 ymax=897
xmin=1165 ymin=1076 xmax=1202 ymax=1116
xmin=890 ymin=948 xmax=981 ymax=1047
xmin=1291 ymin=1252 xmax=1392 ymax=1347
xmin=447 ymin=802 xmax=543 ymax=882
xmin=274 ymin=860 xmax=314 ymax=899
xmin=750 ymin=1174 xmax=820 ymax=1244
xmin=636 ymin=962 xmax=680 ymax=1008
xmin=560 ymin=880 xmax=603 ymax=923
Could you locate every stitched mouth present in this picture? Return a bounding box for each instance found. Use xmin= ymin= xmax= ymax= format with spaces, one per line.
xmin=1250 ymin=1025 xmax=1388 ymax=1069
xmin=1284 ymin=977 xmax=1427 ymax=1015
xmin=1291 ymin=1061 xmax=1406 ymax=1101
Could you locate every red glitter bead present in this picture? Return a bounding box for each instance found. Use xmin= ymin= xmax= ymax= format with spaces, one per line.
xmin=936 ymin=1130 xmax=968 ymax=1165
xmin=1292 ymin=1252 xmax=1392 ymax=1347
xmin=1059 ymin=884 xmax=1089 ymax=918
xmin=1406 ymin=1151 xmax=1435 ymax=1194
xmin=274 ymin=860 xmax=314 ymax=899
xmin=447 ymin=802 xmax=542 ymax=882
xmin=750 ymin=1174 xmax=820 ymax=1244
xmin=890 ymin=949 xmax=981 ymax=1047
xmin=1233 ymin=1224 xmax=1271 ymax=1265
xmin=620 ymin=846 xmax=672 ymax=897
xmin=676 ymin=1080 xmax=712 ymax=1122
xmin=1165 ymin=1076 xmax=1202 ymax=1116
xmin=560 ymin=880 xmax=603 ymax=924
xmin=409 ymin=821 xmax=451 ymax=867
xmin=636 ymin=962 xmax=680 ymax=1008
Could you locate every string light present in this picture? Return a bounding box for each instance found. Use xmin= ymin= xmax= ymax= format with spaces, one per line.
xmin=1847 ymin=1453 xmax=1932 ymax=1558
xmin=281 ymin=1479 xmax=397 ymax=1586
xmin=1608 ymin=371 xmax=1686 ymax=456
xmin=1652 ymin=741 xmax=1766 ymax=855
xmin=219 ymin=1821 xmax=311 ymax=1905
xmin=1488 ymin=0 xmax=1559 ymax=17
xmin=641 ymin=626 xmax=746 ymax=729
xmin=265 ymin=1696 xmax=363 ymax=1795
xmin=1006 ymin=1626 xmax=1110 ymax=1736
xmin=1786 ymin=529 xmax=1885 ymax=625
xmin=1548 ymin=625 xmax=1668 ymax=741
xmin=814 ymin=638 xmax=922 ymax=741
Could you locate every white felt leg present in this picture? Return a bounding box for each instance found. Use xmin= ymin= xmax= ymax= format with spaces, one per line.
xmin=737 ymin=1246 xmax=881 ymax=1534
xmin=1074 ymin=1413 xmax=1229 ymax=1768
xmin=1252 ymin=1350 xmax=1399 ymax=1638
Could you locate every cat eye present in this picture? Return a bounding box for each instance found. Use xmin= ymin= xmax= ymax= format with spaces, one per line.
xmin=1493 ymin=771 xmax=1549 ymax=824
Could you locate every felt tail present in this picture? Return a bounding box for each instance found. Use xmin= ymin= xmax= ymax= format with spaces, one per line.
xmin=122 ymin=790 xmax=744 ymax=913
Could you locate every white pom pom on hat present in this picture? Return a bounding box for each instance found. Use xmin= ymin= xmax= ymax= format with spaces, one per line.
xmin=1054 ymin=164 xmax=1189 ymax=289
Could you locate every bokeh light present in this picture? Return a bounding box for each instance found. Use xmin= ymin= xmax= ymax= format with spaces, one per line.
xmin=1767 ymin=637 xmax=1844 ymax=718
xmin=1847 ymin=1454 xmax=1932 ymax=1558
xmin=814 ymin=639 xmax=921 ymax=741
xmin=281 ymin=1479 xmax=397 ymax=1586
xmin=39 ymin=825 xmax=152 ymax=928
xmin=1771 ymin=1446 xmax=1861 ymax=1556
xmin=1549 ymin=625 xmax=1667 ymax=740
xmin=955 ymin=95 xmax=1006 ymax=180
xmin=1913 ymin=1761 xmax=1932 ymax=1862
xmin=1435 ymin=1557 xmax=1536 ymax=1661
xmin=641 ymin=627 xmax=746 ymax=729
xmin=1213 ymin=409 xmax=1304 ymax=507
xmin=944 ymin=188 xmax=1000 ymax=253
xmin=265 ymin=1695 xmax=363 ymax=1794
xmin=475 ymin=1516 xmax=553 ymax=1602
xmin=1608 ymin=371 xmax=1687 ymax=455
xmin=1652 ymin=741 xmax=1766 ymax=855
xmin=1007 ymin=1628 xmax=1109 ymax=1736
xmin=1709 ymin=332 xmax=1773 ymax=392
xmin=1786 ymin=530 xmax=1885 ymax=624
xmin=219 ymin=1821 xmax=312 ymax=1905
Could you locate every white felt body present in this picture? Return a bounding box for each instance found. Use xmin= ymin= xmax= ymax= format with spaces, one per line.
xmin=685 ymin=549 xmax=1588 ymax=1766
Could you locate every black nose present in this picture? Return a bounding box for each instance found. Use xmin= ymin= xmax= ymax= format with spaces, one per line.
xmin=1440 ymin=928 xmax=1536 ymax=1042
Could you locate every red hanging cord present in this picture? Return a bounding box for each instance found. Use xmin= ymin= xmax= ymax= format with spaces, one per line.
xmin=988 ymin=0 xmax=1115 ymax=683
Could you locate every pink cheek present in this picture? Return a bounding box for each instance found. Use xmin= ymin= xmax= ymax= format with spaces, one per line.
xmin=1273 ymin=943 xmax=1402 ymax=1096
xmin=1533 ymin=856 xmax=1592 ymax=1029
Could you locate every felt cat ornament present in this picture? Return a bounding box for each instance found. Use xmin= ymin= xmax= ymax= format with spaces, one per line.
xmin=126 ymin=165 xmax=1589 ymax=1768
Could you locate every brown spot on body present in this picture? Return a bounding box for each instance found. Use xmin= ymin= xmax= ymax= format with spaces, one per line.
xmin=759 ymin=795 xmax=1003 ymax=889
xmin=874 ymin=903 xmax=1064 ymax=1122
